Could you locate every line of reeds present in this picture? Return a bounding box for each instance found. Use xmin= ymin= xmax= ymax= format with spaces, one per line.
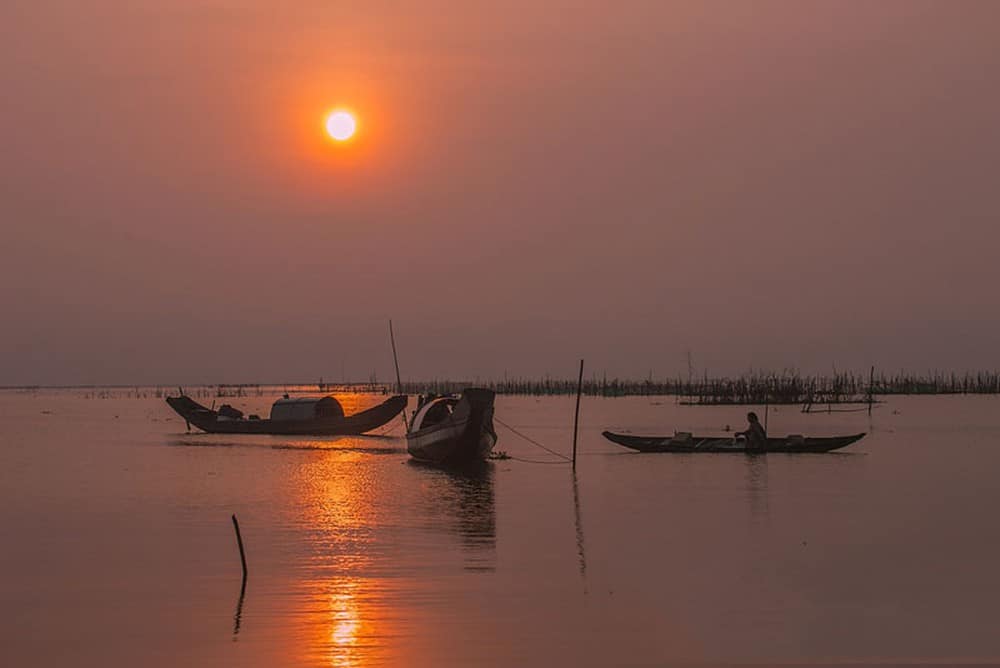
xmin=398 ymin=369 xmax=1000 ymax=404
xmin=8 ymin=370 xmax=1000 ymax=403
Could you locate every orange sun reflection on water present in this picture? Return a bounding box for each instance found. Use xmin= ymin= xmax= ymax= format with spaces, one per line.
xmin=282 ymin=396 xmax=497 ymax=667
xmin=297 ymin=573 xmax=390 ymax=668
xmin=288 ymin=408 xmax=395 ymax=668
xmin=327 ymin=579 xmax=363 ymax=668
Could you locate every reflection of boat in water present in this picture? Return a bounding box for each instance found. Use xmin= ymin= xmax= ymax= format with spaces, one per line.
xmin=745 ymin=454 xmax=770 ymax=521
xmin=409 ymin=460 xmax=496 ymax=571
xmin=406 ymin=389 xmax=497 ymax=464
xmin=165 ymin=393 xmax=406 ymax=435
xmin=602 ymin=431 xmax=866 ymax=453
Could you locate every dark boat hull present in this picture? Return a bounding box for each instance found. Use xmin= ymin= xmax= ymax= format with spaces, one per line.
xmin=407 ymin=389 xmax=497 ymax=465
xmin=602 ymin=430 xmax=866 ymax=453
xmin=166 ymin=395 xmax=407 ymax=435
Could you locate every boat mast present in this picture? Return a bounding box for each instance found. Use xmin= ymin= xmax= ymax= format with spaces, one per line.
xmin=389 ymin=319 xmax=409 ymax=431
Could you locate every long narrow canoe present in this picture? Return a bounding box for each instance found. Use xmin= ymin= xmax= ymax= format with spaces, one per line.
xmin=602 ymin=430 xmax=866 ymax=453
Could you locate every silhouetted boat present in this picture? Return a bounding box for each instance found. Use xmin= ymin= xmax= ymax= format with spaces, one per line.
xmin=602 ymin=430 xmax=865 ymax=453
xmin=407 ymin=388 xmax=497 ymax=464
xmin=166 ymin=393 xmax=406 ymax=435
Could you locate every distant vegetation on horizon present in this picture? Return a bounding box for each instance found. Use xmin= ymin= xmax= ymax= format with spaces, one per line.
xmin=16 ymin=369 xmax=996 ymax=405
xmin=397 ymin=369 xmax=1000 ymax=405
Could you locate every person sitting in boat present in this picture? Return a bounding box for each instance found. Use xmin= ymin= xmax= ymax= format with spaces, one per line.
xmin=736 ymin=412 xmax=767 ymax=452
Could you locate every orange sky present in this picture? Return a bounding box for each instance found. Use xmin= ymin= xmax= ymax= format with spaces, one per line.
xmin=2 ymin=1 xmax=999 ymax=384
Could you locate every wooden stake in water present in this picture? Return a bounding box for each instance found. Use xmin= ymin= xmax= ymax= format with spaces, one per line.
xmin=231 ymin=514 xmax=247 ymax=580
xmin=388 ymin=319 xmax=409 ymax=431
xmin=868 ymin=365 xmax=875 ymax=417
xmin=572 ymin=359 xmax=584 ymax=469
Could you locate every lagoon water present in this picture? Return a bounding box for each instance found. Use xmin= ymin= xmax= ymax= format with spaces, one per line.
xmin=2 ymin=388 xmax=999 ymax=666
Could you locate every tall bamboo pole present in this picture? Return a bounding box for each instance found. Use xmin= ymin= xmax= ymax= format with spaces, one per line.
xmin=231 ymin=514 xmax=247 ymax=580
xmin=572 ymin=359 xmax=584 ymax=469
xmin=868 ymin=365 xmax=875 ymax=417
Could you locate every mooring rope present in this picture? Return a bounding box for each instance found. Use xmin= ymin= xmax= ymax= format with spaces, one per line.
xmin=507 ymin=455 xmax=571 ymax=465
xmin=494 ymin=416 xmax=572 ymax=463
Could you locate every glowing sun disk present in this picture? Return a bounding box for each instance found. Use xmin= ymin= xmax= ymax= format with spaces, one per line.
xmin=326 ymin=111 xmax=356 ymax=141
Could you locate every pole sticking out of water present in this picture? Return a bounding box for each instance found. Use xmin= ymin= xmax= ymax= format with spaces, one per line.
xmin=231 ymin=514 xmax=248 ymax=581
xmin=388 ymin=319 xmax=409 ymax=431
xmin=868 ymin=365 xmax=875 ymax=417
xmin=572 ymin=359 xmax=584 ymax=469
xmin=764 ymin=396 xmax=769 ymax=434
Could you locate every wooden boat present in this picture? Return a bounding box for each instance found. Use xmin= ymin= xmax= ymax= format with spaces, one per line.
xmin=406 ymin=388 xmax=497 ymax=464
xmin=166 ymin=393 xmax=407 ymax=435
xmin=602 ymin=430 xmax=866 ymax=453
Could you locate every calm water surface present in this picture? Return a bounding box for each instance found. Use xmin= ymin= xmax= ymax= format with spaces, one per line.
xmin=2 ymin=389 xmax=999 ymax=666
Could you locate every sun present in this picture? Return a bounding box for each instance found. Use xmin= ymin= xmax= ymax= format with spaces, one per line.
xmin=325 ymin=110 xmax=356 ymax=141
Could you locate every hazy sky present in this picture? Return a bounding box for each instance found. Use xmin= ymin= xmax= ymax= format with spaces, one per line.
xmin=2 ymin=1 xmax=999 ymax=385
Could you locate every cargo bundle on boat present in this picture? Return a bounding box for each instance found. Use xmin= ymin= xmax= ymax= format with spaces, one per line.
xmin=166 ymin=392 xmax=406 ymax=436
